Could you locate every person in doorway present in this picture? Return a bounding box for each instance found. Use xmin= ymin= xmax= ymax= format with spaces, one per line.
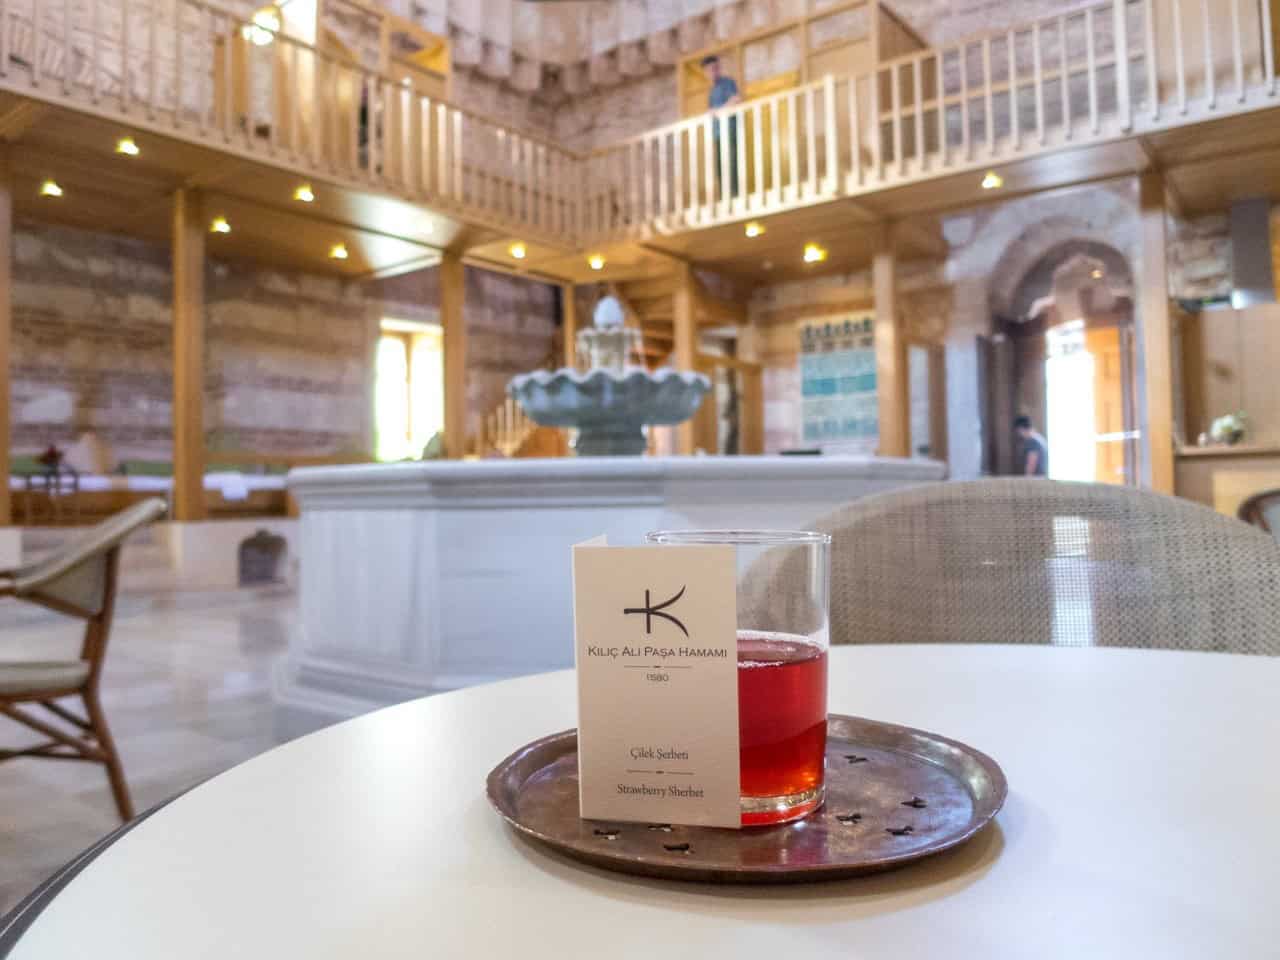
xmin=702 ymin=55 xmax=741 ymax=197
xmin=1014 ymin=415 xmax=1049 ymax=476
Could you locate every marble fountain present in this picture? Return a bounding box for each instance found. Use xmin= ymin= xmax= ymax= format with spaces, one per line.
xmin=278 ymin=299 xmax=945 ymax=733
xmin=508 ymin=297 xmax=710 ymax=456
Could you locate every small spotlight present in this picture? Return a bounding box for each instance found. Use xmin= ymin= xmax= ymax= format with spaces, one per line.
xmin=209 ymin=216 xmax=231 ymax=234
xmin=115 ymin=137 xmax=140 ymax=156
xmin=587 ymin=253 xmax=606 ymax=271
xmin=509 ymin=241 xmax=527 ymax=260
xmin=981 ymin=171 xmax=1004 ymax=190
xmin=39 ymin=179 xmax=63 ymax=198
xmin=802 ymin=243 xmax=827 ymax=264
xmin=1090 ymin=268 xmax=1104 ymax=280
xmin=745 ymin=221 xmax=765 ymax=238
xmin=329 ymin=243 xmax=349 ymax=260
xmin=293 ymin=184 xmax=315 ymax=203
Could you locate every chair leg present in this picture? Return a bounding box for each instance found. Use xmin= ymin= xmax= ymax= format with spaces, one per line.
xmin=83 ymin=690 xmax=134 ymax=822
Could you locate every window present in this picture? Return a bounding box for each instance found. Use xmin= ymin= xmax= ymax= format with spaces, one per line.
xmin=375 ymin=319 xmax=444 ymax=461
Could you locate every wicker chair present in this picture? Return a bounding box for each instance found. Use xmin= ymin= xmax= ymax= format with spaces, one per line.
xmin=0 ymin=498 xmax=167 ymax=821
xmin=747 ymin=479 xmax=1280 ymax=655
xmin=1238 ymin=488 xmax=1280 ymax=540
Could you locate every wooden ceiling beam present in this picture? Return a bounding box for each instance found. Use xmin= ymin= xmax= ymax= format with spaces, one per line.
xmin=0 ymin=101 xmax=47 ymax=142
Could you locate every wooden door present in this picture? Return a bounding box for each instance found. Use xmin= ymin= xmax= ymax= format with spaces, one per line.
xmin=1085 ymin=326 xmax=1128 ymax=485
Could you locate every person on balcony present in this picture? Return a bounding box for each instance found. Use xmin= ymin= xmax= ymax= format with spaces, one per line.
xmin=702 ymin=55 xmax=741 ymax=198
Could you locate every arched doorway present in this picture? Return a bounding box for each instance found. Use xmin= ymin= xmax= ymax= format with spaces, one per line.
xmin=996 ymin=241 xmax=1137 ymax=484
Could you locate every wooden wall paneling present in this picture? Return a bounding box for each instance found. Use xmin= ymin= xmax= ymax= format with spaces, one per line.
xmin=172 ymin=188 xmax=207 ymax=522
xmin=441 ymin=252 xmax=467 ymax=458
xmin=1139 ymin=171 xmax=1175 ymax=493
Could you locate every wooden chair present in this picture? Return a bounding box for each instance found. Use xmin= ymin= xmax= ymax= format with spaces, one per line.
xmin=0 ymin=498 xmax=167 ymax=821
xmin=1238 ymin=489 xmax=1280 ymax=538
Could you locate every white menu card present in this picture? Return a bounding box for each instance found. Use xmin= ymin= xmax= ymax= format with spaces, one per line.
xmin=572 ymin=538 xmax=741 ymax=828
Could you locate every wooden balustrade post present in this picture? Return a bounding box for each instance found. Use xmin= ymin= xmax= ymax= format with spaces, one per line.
xmin=172 ymin=188 xmax=207 ymax=522
xmin=1139 ymin=171 xmax=1174 ymax=493
xmin=441 ymin=252 xmax=468 ymax=459
xmin=1114 ymin=0 xmax=1132 ymax=130
xmin=0 ymin=147 xmax=10 ymax=526
xmin=873 ymin=223 xmax=909 ymax=458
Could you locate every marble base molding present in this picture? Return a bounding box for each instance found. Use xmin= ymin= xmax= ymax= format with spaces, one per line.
xmin=277 ymin=455 xmax=946 ymax=730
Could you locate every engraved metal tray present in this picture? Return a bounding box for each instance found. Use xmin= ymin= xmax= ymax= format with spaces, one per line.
xmin=486 ymin=714 xmax=1007 ymax=883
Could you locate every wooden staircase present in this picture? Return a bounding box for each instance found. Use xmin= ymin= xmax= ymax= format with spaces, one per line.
xmin=611 ymin=272 xmax=749 ymax=369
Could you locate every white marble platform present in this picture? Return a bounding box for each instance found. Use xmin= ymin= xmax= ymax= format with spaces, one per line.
xmin=277 ymin=455 xmax=945 ymax=731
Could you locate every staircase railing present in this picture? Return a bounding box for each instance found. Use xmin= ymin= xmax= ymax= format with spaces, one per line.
xmin=472 ymin=394 xmax=538 ymax=458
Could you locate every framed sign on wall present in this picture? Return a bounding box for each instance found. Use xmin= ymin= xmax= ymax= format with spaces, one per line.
xmin=799 ymin=312 xmax=877 ymax=451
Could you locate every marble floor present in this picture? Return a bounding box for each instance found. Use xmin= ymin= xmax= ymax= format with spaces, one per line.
xmin=0 ymin=586 xmax=299 ymax=914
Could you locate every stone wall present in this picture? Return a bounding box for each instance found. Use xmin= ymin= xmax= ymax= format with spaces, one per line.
xmin=10 ymin=222 xmax=376 ymax=463
xmin=9 ymin=221 xmax=558 ymax=464
xmin=1168 ymin=212 xmax=1232 ymax=302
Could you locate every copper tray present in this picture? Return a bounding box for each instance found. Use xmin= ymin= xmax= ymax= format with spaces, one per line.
xmin=486 ymin=714 xmax=1007 ymax=883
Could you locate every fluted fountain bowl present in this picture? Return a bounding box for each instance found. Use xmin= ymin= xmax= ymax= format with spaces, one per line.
xmin=508 ymin=367 xmax=712 ymax=456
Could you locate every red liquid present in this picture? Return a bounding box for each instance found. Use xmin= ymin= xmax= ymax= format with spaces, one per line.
xmin=738 ymin=631 xmax=828 ymax=810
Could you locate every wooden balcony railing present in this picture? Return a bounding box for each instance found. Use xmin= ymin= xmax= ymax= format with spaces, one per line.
xmin=0 ymin=0 xmax=578 ymax=241
xmin=581 ymin=0 xmax=1278 ymax=242
xmin=0 ymin=0 xmax=1274 ymax=250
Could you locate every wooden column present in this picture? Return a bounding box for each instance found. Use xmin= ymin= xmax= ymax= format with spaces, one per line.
xmin=561 ymin=282 xmax=577 ymax=368
xmin=927 ymin=344 xmax=949 ymax=463
xmin=1139 ymin=171 xmax=1175 ymax=493
xmin=441 ymin=252 xmax=468 ymax=458
xmin=873 ymin=224 xmax=909 ymax=457
xmin=0 ymin=149 xmax=9 ymax=526
xmin=172 ymin=189 xmax=206 ymax=522
xmin=737 ymin=325 xmax=765 ymax=455
xmin=672 ymin=262 xmax=700 ymax=455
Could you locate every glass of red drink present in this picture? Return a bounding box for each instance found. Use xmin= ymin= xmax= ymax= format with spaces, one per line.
xmin=644 ymin=530 xmax=831 ymax=826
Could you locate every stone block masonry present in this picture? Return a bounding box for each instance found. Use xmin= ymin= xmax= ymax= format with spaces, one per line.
xmin=9 ymin=220 xmax=558 ymax=463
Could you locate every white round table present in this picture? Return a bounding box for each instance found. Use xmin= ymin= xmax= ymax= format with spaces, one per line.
xmin=6 ymin=645 xmax=1279 ymax=958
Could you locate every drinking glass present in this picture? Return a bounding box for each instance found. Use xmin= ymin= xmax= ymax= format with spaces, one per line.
xmin=645 ymin=530 xmax=831 ymax=826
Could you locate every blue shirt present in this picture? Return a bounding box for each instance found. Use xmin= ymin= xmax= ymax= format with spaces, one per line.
xmin=708 ymin=76 xmax=739 ymax=109
xmin=708 ymin=76 xmax=739 ymax=139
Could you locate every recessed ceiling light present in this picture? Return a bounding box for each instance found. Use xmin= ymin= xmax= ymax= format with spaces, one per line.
xmin=509 ymin=241 xmax=527 ymax=260
xmin=329 ymin=243 xmax=349 ymax=260
xmin=1090 ymin=267 xmax=1104 ymax=280
xmin=587 ymin=253 xmax=605 ymax=270
xmin=745 ymin=221 xmax=765 ymax=238
xmin=209 ymin=216 xmax=231 ymax=234
xmin=981 ymin=171 xmax=1004 ymax=190
xmin=39 ymin=179 xmax=63 ymax=198
xmin=802 ymin=243 xmax=827 ymax=264
xmin=293 ymin=184 xmax=315 ymax=203
xmin=115 ymin=137 xmax=139 ymax=156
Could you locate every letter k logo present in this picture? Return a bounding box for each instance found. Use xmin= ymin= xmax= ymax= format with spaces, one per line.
xmin=623 ymin=586 xmax=689 ymax=637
